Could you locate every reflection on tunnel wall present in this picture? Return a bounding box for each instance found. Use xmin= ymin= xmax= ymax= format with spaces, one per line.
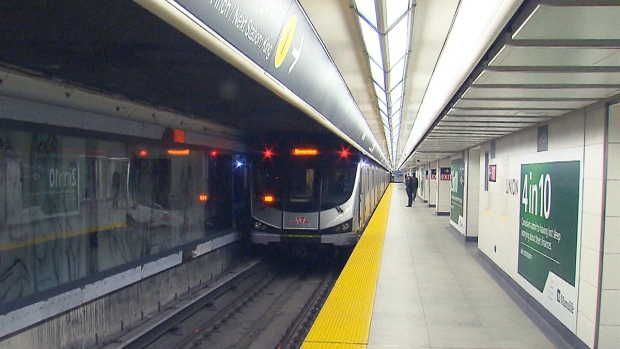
xmin=0 ymin=128 xmax=247 ymax=307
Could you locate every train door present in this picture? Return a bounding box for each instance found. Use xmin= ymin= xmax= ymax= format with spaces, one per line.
xmin=231 ymin=155 xmax=247 ymax=230
xmin=358 ymin=165 xmax=365 ymax=228
xmin=282 ymin=157 xmax=320 ymax=231
xmin=251 ymin=157 xmax=284 ymax=230
xmin=207 ymin=152 xmax=232 ymax=230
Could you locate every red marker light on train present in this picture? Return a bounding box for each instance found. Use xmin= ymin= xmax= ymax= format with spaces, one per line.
xmin=210 ymin=150 xmax=218 ymax=157
xmin=263 ymin=148 xmax=273 ymax=159
xmin=139 ymin=150 xmax=148 ymax=157
xmin=339 ymin=148 xmax=350 ymax=158
xmin=292 ymin=148 xmax=318 ymax=156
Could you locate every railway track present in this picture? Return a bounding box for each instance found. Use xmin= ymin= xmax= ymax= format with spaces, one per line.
xmin=99 ymin=250 xmax=345 ymax=349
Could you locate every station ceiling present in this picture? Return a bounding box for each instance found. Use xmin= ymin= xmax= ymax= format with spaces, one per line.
xmin=2 ymin=1 xmax=620 ymax=169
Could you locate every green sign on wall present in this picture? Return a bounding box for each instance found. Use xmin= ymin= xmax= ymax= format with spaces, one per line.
xmin=450 ymin=158 xmax=465 ymax=225
xmin=518 ymin=161 xmax=580 ymax=292
xmin=30 ymin=155 xmax=79 ymax=216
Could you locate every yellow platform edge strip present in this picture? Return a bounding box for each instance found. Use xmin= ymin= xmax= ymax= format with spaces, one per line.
xmin=301 ymin=184 xmax=394 ymax=349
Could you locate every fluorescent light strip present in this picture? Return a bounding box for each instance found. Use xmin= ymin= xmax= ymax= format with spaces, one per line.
xmin=354 ymin=0 xmax=414 ymax=168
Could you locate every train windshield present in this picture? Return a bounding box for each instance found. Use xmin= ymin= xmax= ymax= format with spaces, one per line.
xmin=253 ymin=154 xmax=357 ymax=212
xmin=321 ymin=164 xmax=357 ymax=209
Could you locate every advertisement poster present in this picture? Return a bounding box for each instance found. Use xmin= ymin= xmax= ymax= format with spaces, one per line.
xmin=518 ymin=160 xmax=580 ymax=329
xmin=29 ymin=155 xmax=80 ymax=218
xmin=450 ymin=159 xmax=465 ymax=226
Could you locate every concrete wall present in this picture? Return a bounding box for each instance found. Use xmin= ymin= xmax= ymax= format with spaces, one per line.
xmin=1 ymin=242 xmax=243 ymax=349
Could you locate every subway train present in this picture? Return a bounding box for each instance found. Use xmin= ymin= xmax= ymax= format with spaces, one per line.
xmin=0 ymin=123 xmax=249 ymax=309
xmin=249 ymin=136 xmax=390 ymax=249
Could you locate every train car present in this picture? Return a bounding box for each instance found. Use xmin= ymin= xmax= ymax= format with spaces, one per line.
xmin=249 ymin=136 xmax=389 ymax=249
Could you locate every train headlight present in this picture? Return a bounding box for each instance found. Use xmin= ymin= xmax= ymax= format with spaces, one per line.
xmin=253 ymin=220 xmax=267 ymax=231
xmin=334 ymin=221 xmax=351 ymax=233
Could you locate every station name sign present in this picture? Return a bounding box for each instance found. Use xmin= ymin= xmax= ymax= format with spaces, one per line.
xmin=170 ymin=0 xmax=387 ymax=167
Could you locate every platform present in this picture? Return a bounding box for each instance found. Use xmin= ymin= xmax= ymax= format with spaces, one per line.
xmin=302 ymin=183 xmax=574 ymax=349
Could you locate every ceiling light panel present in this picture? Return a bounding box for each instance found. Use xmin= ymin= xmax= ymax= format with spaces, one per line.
xmin=354 ymin=0 xmax=414 ymax=168
xmin=355 ymin=0 xmax=378 ymax=28
xmin=387 ymin=16 xmax=410 ymax=68
xmin=359 ymin=20 xmax=383 ymax=65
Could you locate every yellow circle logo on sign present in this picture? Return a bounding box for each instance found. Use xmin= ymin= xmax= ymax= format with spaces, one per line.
xmin=275 ymin=15 xmax=297 ymax=69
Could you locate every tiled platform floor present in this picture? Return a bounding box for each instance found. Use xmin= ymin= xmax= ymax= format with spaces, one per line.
xmin=368 ymin=183 xmax=574 ymax=349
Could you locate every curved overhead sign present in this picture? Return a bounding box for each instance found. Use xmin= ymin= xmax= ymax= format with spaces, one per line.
xmin=170 ymin=0 xmax=388 ymax=168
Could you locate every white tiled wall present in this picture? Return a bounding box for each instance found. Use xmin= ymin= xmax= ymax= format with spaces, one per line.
xmin=428 ymin=163 xmax=437 ymax=206
xmin=476 ymin=103 xmax=609 ymax=348
xmin=577 ymin=106 xmax=606 ymax=349
xmin=436 ymin=158 xmax=451 ymax=214
xmin=600 ymin=104 xmax=620 ymax=348
xmin=467 ymin=148 xmax=480 ymax=238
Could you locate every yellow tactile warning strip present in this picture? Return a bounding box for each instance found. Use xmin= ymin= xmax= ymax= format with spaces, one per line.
xmin=301 ymin=184 xmax=393 ymax=349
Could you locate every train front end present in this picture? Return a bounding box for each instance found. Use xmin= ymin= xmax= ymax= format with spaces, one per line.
xmin=250 ymin=143 xmax=361 ymax=248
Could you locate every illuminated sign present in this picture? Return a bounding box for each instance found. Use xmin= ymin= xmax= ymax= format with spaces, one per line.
xmin=167 ymin=149 xmax=190 ymax=156
xmin=173 ymin=129 xmax=185 ymax=143
xmin=292 ymin=148 xmax=318 ymax=156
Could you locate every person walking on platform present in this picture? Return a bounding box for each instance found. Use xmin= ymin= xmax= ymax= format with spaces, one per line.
xmin=405 ymin=175 xmax=413 ymax=207
xmin=411 ymin=174 xmax=419 ymax=202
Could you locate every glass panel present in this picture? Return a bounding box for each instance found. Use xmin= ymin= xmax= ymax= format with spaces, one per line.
xmin=253 ymin=160 xmax=284 ymax=211
xmin=360 ymin=20 xmax=382 ymax=65
xmin=354 ymin=0 xmax=378 ymax=28
xmin=386 ymin=0 xmax=409 ymax=29
xmin=321 ymin=163 xmax=357 ymax=209
xmin=390 ymin=80 xmax=403 ymax=97
xmin=388 ymin=58 xmax=405 ymax=90
xmin=0 ymin=127 xmax=234 ymax=307
xmin=374 ymin=82 xmax=387 ymax=105
xmin=370 ymin=59 xmax=385 ymax=89
xmin=387 ymin=16 xmax=410 ymax=68
xmin=379 ymin=101 xmax=388 ymax=116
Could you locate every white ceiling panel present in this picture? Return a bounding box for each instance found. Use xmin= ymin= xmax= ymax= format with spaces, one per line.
xmin=474 ymin=70 xmax=620 ymax=85
xmin=443 ymin=116 xmax=550 ymax=123
xmin=447 ymin=108 xmax=564 ymax=117
xmin=595 ymin=50 xmax=620 ymax=66
xmin=438 ymin=121 xmax=536 ymax=128
xmin=513 ymin=5 xmax=620 ymax=41
xmin=463 ymin=87 xmax=620 ymax=99
xmin=454 ymin=99 xmax=594 ymax=109
xmin=491 ymin=46 xmax=620 ymax=67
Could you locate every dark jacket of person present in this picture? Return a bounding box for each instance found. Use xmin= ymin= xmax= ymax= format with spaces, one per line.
xmin=405 ymin=176 xmax=413 ymax=193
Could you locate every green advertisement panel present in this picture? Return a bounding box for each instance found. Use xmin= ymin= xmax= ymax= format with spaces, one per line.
xmin=29 ymin=155 xmax=79 ymax=216
xmin=518 ymin=161 xmax=580 ymax=292
xmin=450 ymin=158 xmax=465 ymax=224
